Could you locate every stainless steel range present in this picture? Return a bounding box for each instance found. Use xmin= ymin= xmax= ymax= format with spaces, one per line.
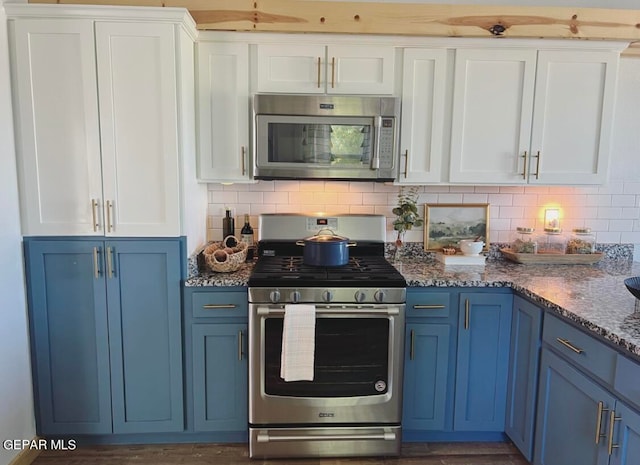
xmin=248 ymin=214 xmax=406 ymax=459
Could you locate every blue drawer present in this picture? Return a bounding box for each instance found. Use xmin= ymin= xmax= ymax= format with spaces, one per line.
xmin=406 ymin=291 xmax=451 ymax=318
xmin=190 ymin=290 xmax=248 ymax=319
xmin=543 ymin=314 xmax=616 ymax=386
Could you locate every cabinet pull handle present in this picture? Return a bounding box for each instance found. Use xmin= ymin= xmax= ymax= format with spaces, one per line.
xmin=317 ymin=57 xmax=321 ymax=88
xmin=106 ymin=200 xmax=114 ymax=232
xmin=520 ymin=151 xmax=528 ymax=180
xmin=413 ymin=304 xmax=445 ymax=310
xmin=403 ymin=150 xmax=409 ymax=178
xmin=106 ymin=246 xmax=114 ymax=278
xmin=409 ymin=329 xmax=415 ymax=361
xmin=556 ymin=337 xmax=584 ymax=354
xmin=595 ymin=401 xmax=609 ymax=444
xmin=464 ymin=299 xmax=470 ymax=330
xmin=241 ymin=146 xmax=246 ymax=176
xmin=202 ymin=304 xmax=237 ymax=310
xmin=331 ymin=56 xmax=336 ymax=88
xmin=534 ymin=151 xmax=541 ymax=179
xmin=93 ymin=247 xmax=100 ymax=278
xmin=91 ymin=199 xmax=100 ymax=232
xmin=238 ymin=330 xmax=244 ymax=361
xmin=607 ymin=410 xmax=621 ymax=455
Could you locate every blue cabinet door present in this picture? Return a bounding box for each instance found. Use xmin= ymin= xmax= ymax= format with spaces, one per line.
xmin=610 ymin=401 xmax=640 ymax=465
xmin=24 ymin=239 xmax=112 ymax=435
xmin=403 ymin=323 xmax=451 ymax=431
xmin=505 ymin=295 xmax=543 ymax=461
xmin=534 ymin=349 xmax=612 ymax=465
xmin=454 ymin=292 xmax=513 ymax=431
xmin=192 ymin=323 xmax=248 ymax=432
xmin=106 ymin=239 xmax=184 ymax=433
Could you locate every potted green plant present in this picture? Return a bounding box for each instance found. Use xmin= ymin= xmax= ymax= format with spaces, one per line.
xmin=392 ymin=187 xmax=423 ymax=254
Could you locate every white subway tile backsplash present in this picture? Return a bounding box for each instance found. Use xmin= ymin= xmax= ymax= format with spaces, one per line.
xmin=623 ymin=182 xmax=640 ymax=195
xmin=238 ymin=191 xmax=264 ymax=204
xmin=204 ymin=179 xmax=640 ymax=257
xmin=612 ymin=195 xmax=638 ymax=207
xmin=596 ymin=207 xmax=623 ymax=219
xmin=499 ymin=206 xmax=525 ymax=218
xmin=437 ymin=193 xmax=464 ymax=203
xmin=487 ymin=193 xmax=513 ymax=206
xmin=475 ymin=186 xmax=501 ymax=194
xmin=462 ymin=193 xmax=489 ymax=203
xmin=263 ymin=191 xmax=289 ymax=204
xmin=586 ymin=194 xmax=612 ymax=207
xmin=609 ymin=219 xmax=635 ymax=231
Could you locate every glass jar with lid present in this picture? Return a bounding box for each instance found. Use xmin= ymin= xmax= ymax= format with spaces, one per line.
xmin=567 ymin=228 xmax=596 ymax=254
xmin=538 ymin=229 xmax=568 ymax=254
xmin=510 ymin=227 xmax=539 ymax=253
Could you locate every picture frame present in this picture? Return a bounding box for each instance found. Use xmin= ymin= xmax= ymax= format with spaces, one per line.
xmin=423 ymin=203 xmax=490 ymax=251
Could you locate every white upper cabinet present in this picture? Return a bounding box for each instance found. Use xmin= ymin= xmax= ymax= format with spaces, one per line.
xmin=196 ymin=41 xmax=251 ymax=183
xmin=397 ymin=48 xmax=449 ymax=184
xmin=449 ymin=48 xmax=537 ymax=184
xmin=529 ymin=50 xmax=619 ymax=185
xmin=95 ymin=21 xmax=181 ymax=236
xmin=255 ymin=43 xmax=395 ymax=94
xmin=449 ymin=45 xmax=622 ymax=185
xmin=8 ymin=6 xmax=196 ymax=236
xmin=10 ymin=19 xmax=104 ymax=236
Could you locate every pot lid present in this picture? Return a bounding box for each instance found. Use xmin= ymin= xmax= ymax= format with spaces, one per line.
xmin=304 ymin=229 xmax=349 ymax=242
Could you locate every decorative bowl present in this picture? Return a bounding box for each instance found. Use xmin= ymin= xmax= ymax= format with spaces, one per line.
xmin=624 ymin=277 xmax=640 ymax=300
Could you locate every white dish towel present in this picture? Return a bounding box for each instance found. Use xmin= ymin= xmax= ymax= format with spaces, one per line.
xmin=280 ymin=304 xmax=316 ymax=382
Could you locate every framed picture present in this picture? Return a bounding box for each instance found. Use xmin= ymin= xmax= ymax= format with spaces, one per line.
xmin=423 ymin=203 xmax=490 ymax=251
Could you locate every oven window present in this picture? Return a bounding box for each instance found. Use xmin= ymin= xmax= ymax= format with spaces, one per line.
xmin=264 ymin=317 xmax=389 ymax=397
xmin=266 ymin=121 xmax=372 ymax=166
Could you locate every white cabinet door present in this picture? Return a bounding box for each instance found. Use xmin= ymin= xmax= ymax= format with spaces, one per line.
xmin=95 ymin=22 xmax=181 ymax=237
xmin=397 ymin=48 xmax=448 ymax=184
xmin=11 ymin=19 xmax=104 ymax=236
xmin=328 ymin=44 xmax=395 ymax=94
xmin=449 ymin=48 xmax=537 ymax=184
xmin=529 ymin=50 xmax=618 ymax=185
xmin=255 ymin=43 xmax=395 ymax=94
xmin=256 ymin=43 xmax=326 ymax=94
xmin=196 ymin=42 xmax=251 ymax=182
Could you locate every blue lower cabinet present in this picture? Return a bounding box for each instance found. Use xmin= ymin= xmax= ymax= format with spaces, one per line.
xmin=534 ymin=349 xmax=613 ymax=465
xmin=611 ymin=402 xmax=640 ymax=465
xmin=106 ymin=240 xmax=183 ymax=433
xmin=403 ymin=323 xmax=451 ymax=431
xmin=24 ymin=237 xmax=184 ymax=436
xmin=454 ymin=292 xmax=513 ymax=432
xmin=24 ymin=240 xmax=112 ymax=435
xmin=505 ymin=296 xmax=543 ymax=461
xmin=192 ymin=323 xmax=247 ymax=432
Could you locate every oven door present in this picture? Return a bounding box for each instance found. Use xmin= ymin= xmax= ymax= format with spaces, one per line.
xmin=254 ymin=115 xmax=395 ymax=181
xmin=249 ymin=304 xmax=405 ymax=426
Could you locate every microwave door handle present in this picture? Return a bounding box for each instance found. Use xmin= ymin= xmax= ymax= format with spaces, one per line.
xmin=371 ymin=116 xmax=382 ymax=170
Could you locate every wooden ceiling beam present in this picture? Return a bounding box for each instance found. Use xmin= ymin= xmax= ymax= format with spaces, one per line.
xmin=28 ymin=0 xmax=640 ymax=55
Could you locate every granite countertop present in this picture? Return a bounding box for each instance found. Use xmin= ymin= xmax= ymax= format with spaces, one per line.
xmin=184 ymin=257 xmax=640 ymax=359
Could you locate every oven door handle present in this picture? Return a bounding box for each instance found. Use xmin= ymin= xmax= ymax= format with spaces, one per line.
xmin=256 ymin=431 xmax=397 ymax=443
xmin=256 ymin=306 xmax=400 ymax=316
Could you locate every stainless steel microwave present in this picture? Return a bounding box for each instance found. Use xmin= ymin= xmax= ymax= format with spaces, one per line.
xmin=253 ymin=94 xmax=400 ymax=181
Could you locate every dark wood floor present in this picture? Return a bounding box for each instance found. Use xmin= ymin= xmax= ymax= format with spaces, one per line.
xmin=32 ymin=442 xmax=529 ymax=465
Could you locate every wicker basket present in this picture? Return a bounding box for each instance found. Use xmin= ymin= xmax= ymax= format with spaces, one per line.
xmin=203 ymin=236 xmax=248 ymax=273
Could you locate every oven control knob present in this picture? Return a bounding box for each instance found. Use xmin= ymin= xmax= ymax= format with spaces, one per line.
xmin=269 ymin=290 xmax=281 ymax=304
xmin=290 ymin=290 xmax=301 ymax=303
xmin=374 ymin=290 xmax=386 ymax=303
xmin=322 ymin=290 xmax=334 ymax=303
xmin=354 ymin=290 xmax=366 ymax=303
